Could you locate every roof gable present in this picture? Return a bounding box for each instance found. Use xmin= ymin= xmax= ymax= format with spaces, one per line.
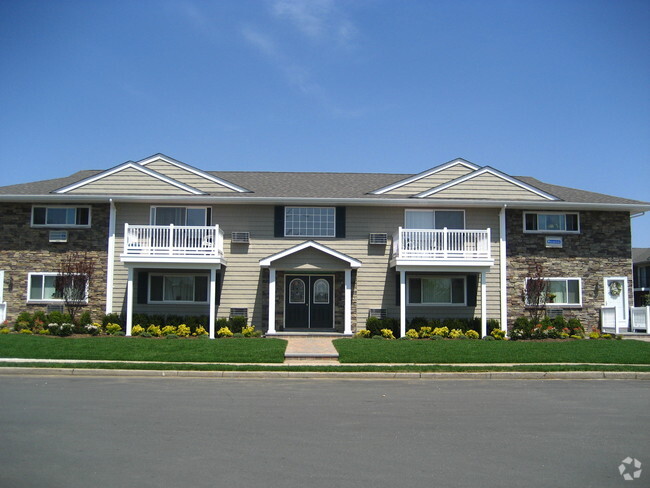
xmin=414 ymin=167 xmax=560 ymax=201
xmin=138 ymin=154 xmax=251 ymax=193
xmin=259 ymin=241 xmax=362 ymax=268
xmin=53 ymin=162 xmax=206 ymax=195
xmin=369 ymin=158 xmax=479 ymax=195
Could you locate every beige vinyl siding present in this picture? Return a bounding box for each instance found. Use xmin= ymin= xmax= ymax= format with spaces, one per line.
xmin=109 ymin=202 xmax=503 ymax=331
xmin=384 ymin=165 xmax=474 ymax=196
xmin=425 ymin=173 xmax=548 ymax=200
xmin=69 ymin=168 xmax=195 ymax=195
xmin=144 ymin=160 xmax=239 ymax=194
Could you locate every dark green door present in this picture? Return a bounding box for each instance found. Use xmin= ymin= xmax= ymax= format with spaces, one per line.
xmin=285 ymin=275 xmax=334 ymax=329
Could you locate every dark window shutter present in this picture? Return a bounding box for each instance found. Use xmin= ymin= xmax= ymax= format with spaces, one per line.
xmin=33 ymin=207 xmax=46 ymax=225
xmin=76 ymin=207 xmax=90 ymax=225
xmin=274 ymin=206 xmax=285 ymax=237
xmin=137 ymin=272 xmax=149 ymax=304
xmin=525 ymin=213 xmax=537 ymax=231
xmin=409 ymin=278 xmax=421 ymax=304
xmin=150 ymin=275 xmax=163 ymax=302
xmin=206 ymin=207 xmax=212 ymax=226
xmin=195 ymin=276 xmax=208 ymax=302
xmin=466 ymin=274 xmax=478 ymax=307
xmin=335 ymin=207 xmax=346 ymax=238
xmin=395 ymin=273 xmax=401 ymax=306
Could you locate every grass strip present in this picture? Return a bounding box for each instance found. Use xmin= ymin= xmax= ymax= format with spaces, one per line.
xmin=0 ymin=335 xmax=287 ymax=363
xmin=334 ymin=338 xmax=650 ymax=364
xmin=1 ymin=362 xmax=649 ymax=373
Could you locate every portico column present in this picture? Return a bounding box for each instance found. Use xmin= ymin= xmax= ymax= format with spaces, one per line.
xmin=481 ymin=271 xmax=487 ymax=337
xmin=268 ymin=268 xmax=276 ymax=334
xmin=209 ymin=268 xmax=217 ymax=339
xmin=400 ymin=270 xmax=406 ymax=338
xmin=125 ymin=266 xmax=133 ymax=336
xmin=344 ymin=269 xmax=352 ymax=335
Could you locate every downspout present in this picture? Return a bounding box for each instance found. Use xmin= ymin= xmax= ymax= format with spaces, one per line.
xmin=105 ymin=198 xmax=116 ymax=315
xmin=499 ymin=205 xmax=507 ymax=332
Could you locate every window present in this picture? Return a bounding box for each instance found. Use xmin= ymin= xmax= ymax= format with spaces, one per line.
xmin=149 ymin=274 xmax=208 ymax=303
xmin=405 ymin=210 xmax=464 ymax=229
xmin=408 ymin=276 xmax=466 ymax=305
xmin=32 ymin=206 xmax=90 ymax=227
xmin=150 ymin=207 xmax=210 ymax=226
xmin=289 ymin=279 xmax=306 ymax=304
xmin=313 ymin=278 xmax=330 ymax=304
xmin=27 ymin=272 xmax=88 ymax=302
xmin=524 ymin=212 xmax=579 ymax=233
xmin=285 ymin=207 xmax=335 ymax=237
xmin=525 ymin=278 xmax=582 ymax=306
xmin=636 ymin=266 xmax=650 ymax=289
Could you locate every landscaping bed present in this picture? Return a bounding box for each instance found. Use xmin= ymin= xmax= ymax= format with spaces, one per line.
xmin=333 ymin=338 xmax=650 ymax=364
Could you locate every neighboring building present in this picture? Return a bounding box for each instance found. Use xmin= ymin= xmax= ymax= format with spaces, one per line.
xmin=633 ymin=248 xmax=650 ymax=306
xmin=1 ymin=154 xmax=648 ymax=337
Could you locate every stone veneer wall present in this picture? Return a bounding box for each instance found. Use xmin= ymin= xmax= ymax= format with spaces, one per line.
xmin=506 ymin=209 xmax=633 ymax=331
xmin=0 ymin=203 xmax=109 ymax=323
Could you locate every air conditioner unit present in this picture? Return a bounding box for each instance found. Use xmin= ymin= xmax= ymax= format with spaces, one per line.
xmin=369 ymin=233 xmax=387 ymax=245
xmin=230 ymin=308 xmax=248 ymax=319
xmin=49 ymin=231 xmax=68 ymax=243
xmin=231 ymin=232 xmax=250 ymax=243
xmin=368 ymin=308 xmax=387 ymax=319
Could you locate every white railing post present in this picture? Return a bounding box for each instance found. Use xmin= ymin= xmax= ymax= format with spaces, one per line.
xmin=443 ymin=227 xmax=448 ymax=259
xmin=169 ymin=224 xmax=174 ymax=255
xmin=124 ymin=223 xmax=129 ymax=254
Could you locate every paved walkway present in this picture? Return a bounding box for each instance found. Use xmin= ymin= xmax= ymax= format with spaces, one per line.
xmin=283 ymin=336 xmax=340 ymax=363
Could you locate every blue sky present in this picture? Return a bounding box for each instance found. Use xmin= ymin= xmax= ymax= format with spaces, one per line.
xmin=1 ymin=0 xmax=649 ymax=245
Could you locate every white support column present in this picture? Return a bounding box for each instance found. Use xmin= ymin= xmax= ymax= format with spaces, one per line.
xmin=209 ymin=268 xmax=217 ymax=339
xmin=268 ymin=268 xmax=276 ymax=334
xmin=125 ymin=266 xmax=134 ymax=336
xmin=481 ymin=270 xmax=487 ymax=338
xmin=105 ymin=199 xmax=116 ymax=314
xmin=344 ymin=269 xmax=352 ymax=335
xmin=499 ymin=206 xmax=508 ymax=332
xmin=400 ymin=270 xmax=406 ymax=338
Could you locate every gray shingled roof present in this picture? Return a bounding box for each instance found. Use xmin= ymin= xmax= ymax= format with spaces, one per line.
xmin=633 ymin=248 xmax=650 ymax=264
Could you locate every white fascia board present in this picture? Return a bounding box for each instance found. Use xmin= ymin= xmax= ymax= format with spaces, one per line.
xmin=120 ymin=255 xmax=226 ymax=266
xmin=259 ymin=240 xmax=362 ymax=268
xmin=414 ymin=167 xmax=560 ymax=200
xmin=53 ymin=162 xmax=207 ymax=195
xmin=137 ymin=154 xmax=253 ymax=193
xmin=393 ymin=263 xmax=494 ymax=273
xmin=369 ymin=158 xmax=480 ymax=195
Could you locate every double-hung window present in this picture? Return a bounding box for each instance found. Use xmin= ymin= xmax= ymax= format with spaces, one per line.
xmin=27 ymin=272 xmax=89 ymax=303
xmin=525 ymin=278 xmax=582 ymax=306
xmin=285 ymin=207 xmax=335 ymax=237
xmin=408 ymin=276 xmax=466 ymax=305
xmin=149 ymin=274 xmax=209 ymax=303
xmin=32 ymin=206 xmax=90 ymax=227
xmin=524 ymin=212 xmax=579 ymax=233
xmin=150 ymin=207 xmax=210 ymax=226
xmin=405 ymin=209 xmax=464 ymax=229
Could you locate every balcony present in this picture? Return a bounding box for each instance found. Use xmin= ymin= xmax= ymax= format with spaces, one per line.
xmin=121 ymin=224 xmax=225 ymax=264
xmin=391 ymin=227 xmax=493 ymax=268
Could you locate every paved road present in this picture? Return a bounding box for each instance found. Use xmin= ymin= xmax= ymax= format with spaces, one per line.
xmin=0 ymin=377 xmax=648 ymax=488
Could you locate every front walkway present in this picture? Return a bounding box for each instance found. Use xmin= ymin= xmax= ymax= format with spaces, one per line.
xmin=283 ymin=336 xmax=340 ymax=363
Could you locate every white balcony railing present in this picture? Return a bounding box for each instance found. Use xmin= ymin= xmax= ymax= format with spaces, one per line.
xmin=123 ymin=224 xmax=224 ymax=258
xmin=392 ymin=227 xmax=491 ymax=261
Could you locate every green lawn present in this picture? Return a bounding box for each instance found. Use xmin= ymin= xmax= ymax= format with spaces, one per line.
xmin=333 ymin=338 xmax=650 ymax=364
xmin=0 ymin=335 xmax=287 ymax=363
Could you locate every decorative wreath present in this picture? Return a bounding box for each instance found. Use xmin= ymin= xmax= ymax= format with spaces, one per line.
xmin=609 ymin=281 xmax=622 ymax=297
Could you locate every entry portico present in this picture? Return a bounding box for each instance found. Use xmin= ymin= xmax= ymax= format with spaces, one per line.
xmin=260 ymin=241 xmax=361 ymax=335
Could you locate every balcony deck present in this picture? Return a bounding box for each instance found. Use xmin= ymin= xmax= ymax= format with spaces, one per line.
xmin=391 ymin=227 xmax=494 ymax=268
xmin=120 ymin=224 xmax=225 ymax=264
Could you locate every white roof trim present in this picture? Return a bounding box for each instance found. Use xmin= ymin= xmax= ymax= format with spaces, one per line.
xmin=259 ymin=241 xmax=362 ymax=268
xmin=53 ymin=162 xmax=207 ymax=195
xmin=138 ymin=153 xmax=252 ymax=193
xmin=414 ymin=166 xmax=560 ymax=200
xmin=369 ymin=158 xmax=480 ymax=195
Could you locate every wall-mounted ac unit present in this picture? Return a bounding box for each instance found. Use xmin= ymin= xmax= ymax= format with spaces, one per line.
xmin=231 ymin=232 xmax=250 ymax=243
xmin=369 ymin=233 xmax=387 ymax=245
xmin=230 ymin=308 xmax=248 ymax=319
xmin=49 ymin=231 xmax=68 ymax=243
xmin=368 ymin=308 xmax=387 ymax=319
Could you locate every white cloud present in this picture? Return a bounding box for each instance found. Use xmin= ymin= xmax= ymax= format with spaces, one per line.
xmin=271 ymin=0 xmax=357 ymax=44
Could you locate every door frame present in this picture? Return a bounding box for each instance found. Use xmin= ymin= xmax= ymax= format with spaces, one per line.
xmin=284 ymin=273 xmax=335 ymax=329
xmin=603 ymin=276 xmax=629 ymax=332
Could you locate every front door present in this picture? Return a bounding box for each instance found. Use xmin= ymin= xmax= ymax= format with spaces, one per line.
xmin=285 ymin=275 xmax=334 ymax=329
xmin=604 ymin=277 xmax=628 ymax=333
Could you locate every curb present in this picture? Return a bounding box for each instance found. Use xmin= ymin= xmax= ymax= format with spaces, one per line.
xmin=0 ymin=367 xmax=648 ymax=380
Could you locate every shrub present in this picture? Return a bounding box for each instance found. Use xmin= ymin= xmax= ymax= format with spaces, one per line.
xmin=79 ymin=311 xmax=92 ymax=326
xmin=15 ymin=312 xmax=33 ymax=329
xmin=432 ymin=326 xmax=449 ymax=338
xmin=487 ymin=319 xmax=500 ymax=335
xmin=131 ymin=325 xmax=145 ymax=336
xmin=409 ymin=317 xmax=429 ymax=330
xmin=372 ymin=334 xmax=385 ymax=340
xmin=588 ymin=331 xmax=600 ymax=339
xmin=102 ymin=313 xmax=123 ymax=327
xmin=146 ymin=325 xmax=162 ymax=337
xmin=482 ymin=335 xmax=496 ymax=341
xmin=430 ymin=334 xmax=443 ymax=340
xmin=405 ymin=329 xmax=419 ymax=339
xmin=84 ymin=323 xmax=101 ymax=336
xmin=229 ymin=316 xmax=247 ymax=334
xmin=161 ymin=325 xmax=177 ymax=336
xmin=165 ymin=334 xmax=179 ymax=339
xmin=601 ymin=333 xmax=613 ymax=340
xmin=0 ymin=327 xmax=10 ymax=334
xmin=366 ymin=317 xmax=382 ymax=336
xmin=48 ymin=323 xmax=73 ymax=337
xmin=570 ymin=334 xmax=584 ymax=339
xmin=140 ymin=332 xmax=151 ymax=338
xmin=490 ymin=328 xmax=506 ymax=340
xmin=510 ymin=316 xmax=532 ymax=340
xmin=39 ymin=329 xmax=50 ymax=335
xmin=14 ymin=321 xmax=30 ymax=332
xmin=380 ymin=328 xmax=395 ymax=339
xmin=354 ymin=330 xmax=371 ymax=338
xmin=217 ymin=327 xmax=233 ymax=338
xmin=194 ymin=326 xmax=208 ymax=337
xmin=465 ymin=330 xmax=479 ymax=339
xmin=176 ymin=324 xmax=191 ymax=337
xmin=418 ymin=326 xmax=433 ymax=338
xmin=20 ymin=329 xmax=33 ymax=334
xmin=32 ymin=310 xmax=47 ymax=324
xmin=567 ymin=318 xmax=584 ymax=337
xmin=106 ymin=323 xmax=123 ymax=335
xmin=449 ymin=329 xmax=464 ymax=339
xmin=241 ymin=325 xmax=260 ymax=337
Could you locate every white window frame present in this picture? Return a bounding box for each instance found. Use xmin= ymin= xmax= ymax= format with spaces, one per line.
xmin=149 ymin=206 xmax=210 ymax=226
xmin=524 ymin=277 xmax=582 ymax=306
xmin=523 ymin=211 xmax=580 ymax=234
xmin=148 ymin=273 xmax=209 ymax=304
xmin=284 ymin=207 xmax=336 ymax=238
xmin=27 ymin=272 xmax=89 ymax=303
xmin=404 ymin=209 xmax=466 ymax=229
xmin=31 ymin=205 xmax=91 ymax=228
xmin=407 ymin=275 xmax=467 ymax=306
